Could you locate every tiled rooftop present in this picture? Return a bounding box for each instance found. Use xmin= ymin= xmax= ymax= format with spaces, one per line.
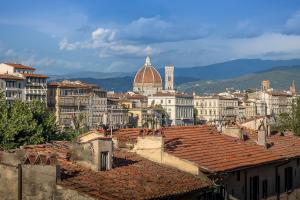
xmin=0 ymin=73 xmax=25 ymax=80
xmin=22 ymin=73 xmax=48 ymax=78
xmin=19 ymin=142 xmax=212 ymax=200
xmin=114 ymin=125 xmax=300 ymax=173
xmin=48 ymin=81 xmax=99 ymax=89
xmin=5 ymin=63 xmax=36 ymax=70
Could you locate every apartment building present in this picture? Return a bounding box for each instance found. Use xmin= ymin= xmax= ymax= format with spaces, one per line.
xmin=148 ymin=92 xmax=194 ymax=126
xmin=0 ymin=63 xmax=48 ymax=102
xmin=106 ymin=98 xmax=129 ymax=129
xmin=194 ymin=94 xmax=239 ymax=123
xmin=0 ymin=74 xmax=26 ymax=104
xmin=256 ymin=91 xmax=294 ymax=115
xmin=47 ymin=80 xmax=107 ymax=129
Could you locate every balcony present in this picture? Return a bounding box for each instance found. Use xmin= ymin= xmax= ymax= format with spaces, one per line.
xmin=5 ymin=87 xmax=23 ymax=91
xmin=26 ymin=82 xmax=47 ymax=87
xmin=26 ymin=89 xmax=47 ymax=95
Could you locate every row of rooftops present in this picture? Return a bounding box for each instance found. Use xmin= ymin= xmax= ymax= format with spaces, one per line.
xmin=1 ymin=124 xmax=300 ymax=199
xmin=48 ymin=80 xmax=100 ymax=89
xmin=0 ymin=63 xmax=48 ymax=79
xmin=0 ymin=140 xmax=212 ymax=200
xmin=114 ymin=125 xmax=300 ymax=173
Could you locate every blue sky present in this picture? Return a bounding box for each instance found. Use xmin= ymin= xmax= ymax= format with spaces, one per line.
xmin=0 ymin=0 xmax=300 ymax=74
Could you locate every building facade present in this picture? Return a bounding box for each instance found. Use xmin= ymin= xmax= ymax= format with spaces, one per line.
xmin=148 ymin=93 xmax=194 ymax=126
xmin=47 ymin=80 xmax=107 ymax=129
xmin=0 ymin=74 xmax=26 ymax=104
xmin=106 ymin=99 xmax=129 ymax=129
xmin=0 ymin=63 xmax=48 ymax=102
xmin=194 ymin=95 xmax=239 ymax=123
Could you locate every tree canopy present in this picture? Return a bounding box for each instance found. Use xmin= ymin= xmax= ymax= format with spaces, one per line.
xmin=275 ymin=97 xmax=300 ymax=136
xmin=0 ymin=94 xmax=65 ymax=149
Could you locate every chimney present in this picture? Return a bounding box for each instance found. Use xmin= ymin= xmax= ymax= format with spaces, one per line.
xmin=222 ymin=126 xmax=244 ymax=140
xmin=71 ymin=136 xmax=113 ymax=171
xmin=257 ymin=119 xmax=267 ymax=147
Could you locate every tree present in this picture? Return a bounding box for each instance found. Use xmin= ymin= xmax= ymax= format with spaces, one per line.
xmin=0 ymin=96 xmax=63 ymax=150
xmin=275 ymin=113 xmax=292 ymax=133
xmin=276 ymin=97 xmax=300 ymax=136
xmin=291 ymin=97 xmax=300 ymax=135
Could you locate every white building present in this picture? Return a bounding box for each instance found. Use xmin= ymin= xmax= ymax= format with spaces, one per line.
xmin=258 ymin=91 xmax=294 ymax=115
xmin=0 ymin=74 xmax=26 ymax=105
xmin=194 ymin=95 xmax=239 ymax=123
xmin=148 ymin=93 xmax=194 ymax=126
xmin=0 ymin=63 xmax=48 ymax=102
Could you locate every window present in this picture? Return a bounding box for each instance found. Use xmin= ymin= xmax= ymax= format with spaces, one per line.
xmin=168 ymin=100 xmax=171 ymax=104
xmin=237 ymin=171 xmax=240 ymax=181
xmin=100 ymin=151 xmax=109 ymax=171
xmin=285 ymin=167 xmax=293 ymax=192
xmin=250 ymin=176 xmax=259 ymax=200
xmin=276 ymin=175 xmax=280 ymax=194
xmin=262 ymin=180 xmax=268 ymax=199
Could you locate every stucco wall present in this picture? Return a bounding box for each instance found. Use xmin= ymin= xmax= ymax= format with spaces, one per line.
xmin=22 ymin=165 xmax=58 ymax=200
xmin=0 ymin=164 xmax=18 ymax=200
xmin=134 ymin=136 xmax=200 ymax=175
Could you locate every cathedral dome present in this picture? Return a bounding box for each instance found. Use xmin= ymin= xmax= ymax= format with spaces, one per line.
xmin=133 ymin=56 xmax=163 ymax=96
xmin=133 ymin=56 xmax=162 ymax=87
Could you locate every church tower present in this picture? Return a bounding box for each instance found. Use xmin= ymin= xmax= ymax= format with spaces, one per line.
xmin=289 ymin=80 xmax=296 ymax=95
xmin=165 ymin=65 xmax=174 ymax=91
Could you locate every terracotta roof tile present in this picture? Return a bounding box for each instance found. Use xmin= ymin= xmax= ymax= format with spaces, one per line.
xmin=22 ymin=74 xmax=48 ymax=78
xmin=22 ymin=73 xmax=48 ymax=78
xmin=0 ymin=73 xmax=25 ymax=80
xmin=134 ymin=65 xmax=162 ymax=86
xmin=19 ymin=142 xmax=212 ymax=199
xmin=115 ymin=125 xmax=300 ymax=173
xmin=5 ymin=63 xmax=36 ymax=70
xmin=48 ymin=81 xmax=99 ymax=89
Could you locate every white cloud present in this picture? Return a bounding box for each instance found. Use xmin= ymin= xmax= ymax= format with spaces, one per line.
xmin=59 ymin=25 xmax=158 ymax=58
xmin=92 ymin=28 xmax=116 ymax=42
xmin=230 ymin=33 xmax=300 ymax=59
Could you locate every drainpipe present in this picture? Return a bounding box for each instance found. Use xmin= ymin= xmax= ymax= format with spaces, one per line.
xmin=17 ymin=164 xmax=22 ymax=200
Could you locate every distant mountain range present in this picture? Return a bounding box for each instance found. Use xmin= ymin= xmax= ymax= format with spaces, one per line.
xmin=48 ymin=71 xmax=131 ymax=80
xmin=49 ymin=58 xmax=300 ymax=92
xmin=177 ymin=65 xmax=300 ymax=94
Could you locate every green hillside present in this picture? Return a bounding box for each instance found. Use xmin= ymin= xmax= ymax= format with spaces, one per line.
xmin=177 ymin=66 xmax=300 ymax=94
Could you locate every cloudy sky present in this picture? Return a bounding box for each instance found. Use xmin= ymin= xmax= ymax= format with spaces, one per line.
xmin=0 ymin=0 xmax=300 ymax=74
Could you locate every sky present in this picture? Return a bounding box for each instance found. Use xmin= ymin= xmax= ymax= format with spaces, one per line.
xmin=0 ymin=0 xmax=300 ymax=75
